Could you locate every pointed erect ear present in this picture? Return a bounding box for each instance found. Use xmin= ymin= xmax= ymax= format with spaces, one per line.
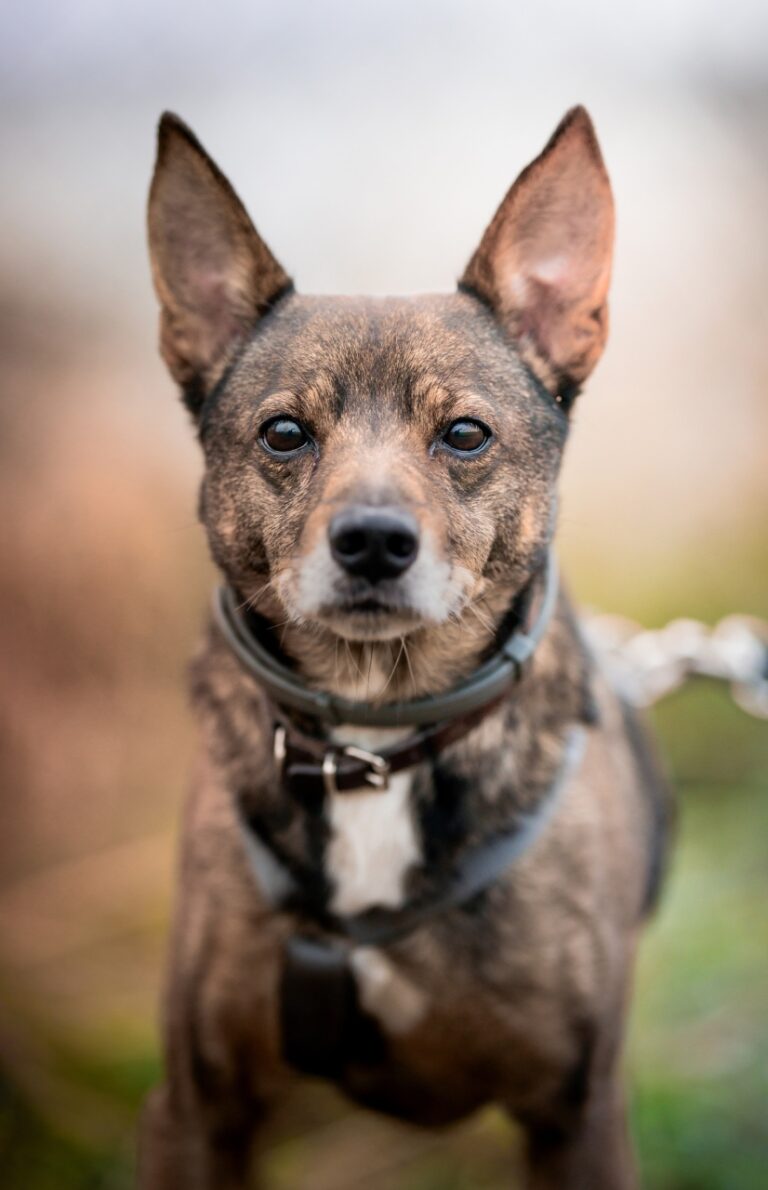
xmin=460 ymin=106 xmax=614 ymax=401
xmin=147 ymin=113 xmax=292 ymax=410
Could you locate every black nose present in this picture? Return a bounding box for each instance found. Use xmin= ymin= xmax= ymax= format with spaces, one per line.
xmin=329 ymin=507 xmax=419 ymax=582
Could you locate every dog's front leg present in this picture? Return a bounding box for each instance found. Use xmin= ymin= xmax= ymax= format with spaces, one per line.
xmin=137 ymin=807 xmax=288 ymax=1189
xmin=138 ymin=1081 xmax=261 ymax=1190
xmin=137 ymin=935 xmax=287 ymax=1190
xmin=519 ymin=1075 xmax=637 ymax=1190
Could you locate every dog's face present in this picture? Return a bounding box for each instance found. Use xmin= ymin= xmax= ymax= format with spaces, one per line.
xmin=148 ymin=109 xmax=613 ymax=649
xmin=192 ymin=293 xmax=569 ymax=643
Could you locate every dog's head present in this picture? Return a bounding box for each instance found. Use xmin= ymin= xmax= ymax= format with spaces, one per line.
xmin=147 ymin=108 xmax=613 ymax=676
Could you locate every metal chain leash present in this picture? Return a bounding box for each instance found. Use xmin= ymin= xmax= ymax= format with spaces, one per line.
xmin=582 ymin=613 xmax=768 ymax=719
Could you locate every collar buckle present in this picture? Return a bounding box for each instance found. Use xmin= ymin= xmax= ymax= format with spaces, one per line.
xmin=322 ymin=744 xmax=390 ymax=797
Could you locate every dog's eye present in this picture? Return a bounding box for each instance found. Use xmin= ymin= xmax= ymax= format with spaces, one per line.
xmin=441 ymin=419 xmax=491 ymax=454
xmin=260 ymin=417 xmax=309 ymax=454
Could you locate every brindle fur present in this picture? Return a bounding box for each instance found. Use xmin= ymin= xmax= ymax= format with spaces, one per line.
xmin=139 ymin=107 xmax=671 ymax=1189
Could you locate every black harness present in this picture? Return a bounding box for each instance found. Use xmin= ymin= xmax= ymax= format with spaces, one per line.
xmin=212 ymin=552 xmax=586 ymax=1077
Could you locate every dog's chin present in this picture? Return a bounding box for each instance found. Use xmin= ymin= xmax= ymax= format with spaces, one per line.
xmin=314 ymin=601 xmax=427 ymax=642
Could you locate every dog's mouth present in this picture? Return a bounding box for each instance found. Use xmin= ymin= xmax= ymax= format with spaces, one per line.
xmin=340 ymin=596 xmax=395 ymax=614
xmin=316 ymin=592 xmax=425 ymax=640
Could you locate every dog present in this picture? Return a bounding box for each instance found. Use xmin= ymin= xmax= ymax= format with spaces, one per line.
xmin=139 ymin=106 xmax=671 ymax=1190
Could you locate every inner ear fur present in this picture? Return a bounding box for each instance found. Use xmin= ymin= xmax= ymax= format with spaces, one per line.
xmin=147 ymin=113 xmax=292 ymax=412
xmin=460 ymin=106 xmax=614 ymax=400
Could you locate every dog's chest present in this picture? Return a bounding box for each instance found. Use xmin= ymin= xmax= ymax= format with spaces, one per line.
xmin=326 ymin=724 xmax=421 ymax=915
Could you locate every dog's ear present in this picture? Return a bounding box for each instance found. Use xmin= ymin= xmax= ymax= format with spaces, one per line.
xmin=148 ymin=113 xmax=292 ymax=413
xmin=460 ymin=106 xmax=614 ymax=402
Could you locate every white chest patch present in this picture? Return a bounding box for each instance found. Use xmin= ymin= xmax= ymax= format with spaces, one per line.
xmin=326 ymin=725 xmax=421 ymax=916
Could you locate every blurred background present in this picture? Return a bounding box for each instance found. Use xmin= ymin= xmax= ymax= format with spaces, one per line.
xmin=1 ymin=2 xmax=766 ymax=1187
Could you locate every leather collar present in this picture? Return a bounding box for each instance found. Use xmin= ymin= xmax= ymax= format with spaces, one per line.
xmin=212 ymin=549 xmax=559 ymax=729
xmin=273 ymin=692 xmax=509 ymax=804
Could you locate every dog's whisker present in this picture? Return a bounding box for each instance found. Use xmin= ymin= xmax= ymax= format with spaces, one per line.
xmin=267 ymin=615 xmax=296 ymax=631
xmin=379 ymin=637 xmax=406 ymax=700
xmin=365 ymin=642 xmax=375 ymax=700
xmin=279 ymin=618 xmax=295 ymax=647
xmin=342 ymin=639 xmax=353 ymax=687
xmin=401 ymin=636 xmax=417 ymax=694
xmin=237 ymin=581 xmax=274 ymax=614
xmin=466 ymin=602 xmax=496 ymax=636
xmin=343 ymin=638 xmax=364 ymax=683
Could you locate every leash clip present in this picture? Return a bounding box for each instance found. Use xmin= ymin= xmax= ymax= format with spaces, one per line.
xmin=322 ymin=744 xmax=390 ymax=797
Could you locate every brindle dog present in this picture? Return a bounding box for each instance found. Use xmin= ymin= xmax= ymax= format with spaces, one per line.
xmin=139 ymin=107 xmax=670 ymax=1189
